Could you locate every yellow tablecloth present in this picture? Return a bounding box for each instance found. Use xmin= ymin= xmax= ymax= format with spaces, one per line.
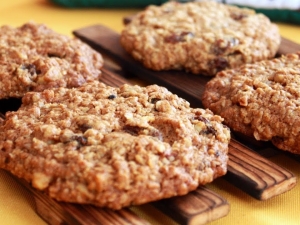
xmin=1 ymin=1 xmax=300 ymax=224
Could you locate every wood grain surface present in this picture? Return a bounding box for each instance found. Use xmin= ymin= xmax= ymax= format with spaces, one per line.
xmin=227 ymin=140 xmax=296 ymax=200
xmin=152 ymin=186 xmax=230 ymax=225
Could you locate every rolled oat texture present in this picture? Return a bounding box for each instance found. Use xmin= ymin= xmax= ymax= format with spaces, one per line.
xmin=0 ymin=81 xmax=230 ymax=209
xmin=120 ymin=1 xmax=280 ymax=76
xmin=202 ymin=52 xmax=300 ymax=154
xmin=0 ymin=22 xmax=103 ymax=99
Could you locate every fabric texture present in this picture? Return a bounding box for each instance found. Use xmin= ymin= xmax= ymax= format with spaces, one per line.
xmin=253 ymin=9 xmax=300 ymax=24
xmin=50 ymin=0 xmax=300 ymax=24
xmin=51 ymin=0 xmax=168 ymax=8
xmin=226 ymin=0 xmax=300 ymax=9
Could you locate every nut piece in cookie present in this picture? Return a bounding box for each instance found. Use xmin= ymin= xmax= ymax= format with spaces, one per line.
xmin=120 ymin=1 xmax=280 ymax=76
xmin=0 ymin=21 xmax=103 ymax=99
xmin=0 ymin=81 xmax=230 ymax=209
xmin=202 ymin=52 xmax=300 ymax=154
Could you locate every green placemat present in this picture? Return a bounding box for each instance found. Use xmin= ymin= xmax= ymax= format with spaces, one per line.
xmin=50 ymin=0 xmax=300 ymax=24
xmin=51 ymin=0 xmax=168 ymax=8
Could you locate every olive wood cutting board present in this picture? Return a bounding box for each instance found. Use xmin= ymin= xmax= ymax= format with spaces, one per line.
xmin=73 ymin=24 xmax=297 ymax=198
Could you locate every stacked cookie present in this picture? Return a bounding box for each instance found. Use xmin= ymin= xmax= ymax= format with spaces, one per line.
xmin=0 ymin=21 xmax=230 ymax=209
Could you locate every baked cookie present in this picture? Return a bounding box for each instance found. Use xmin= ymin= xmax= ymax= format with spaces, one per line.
xmin=0 ymin=81 xmax=230 ymax=209
xmin=120 ymin=1 xmax=280 ymax=76
xmin=202 ymin=52 xmax=300 ymax=154
xmin=0 ymin=22 xmax=103 ymax=99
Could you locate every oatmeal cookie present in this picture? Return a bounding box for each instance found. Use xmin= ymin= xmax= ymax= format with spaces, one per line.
xmin=120 ymin=1 xmax=280 ymax=76
xmin=202 ymin=52 xmax=300 ymax=154
xmin=0 ymin=22 xmax=103 ymax=99
xmin=0 ymin=81 xmax=230 ymax=209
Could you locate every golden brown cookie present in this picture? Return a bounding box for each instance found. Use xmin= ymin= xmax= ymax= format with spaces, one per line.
xmin=120 ymin=1 xmax=280 ymax=76
xmin=0 ymin=22 xmax=103 ymax=99
xmin=0 ymin=81 xmax=230 ymax=209
xmin=202 ymin=52 xmax=300 ymax=154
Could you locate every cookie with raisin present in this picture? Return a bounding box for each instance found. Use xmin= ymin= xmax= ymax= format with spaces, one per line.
xmin=0 ymin=22 xmax=103 ymax=99
xmin=202 ymin=52 xmax=300 ymax=154
xmin=0 ymin=81 xmax=230 ymax=209
xmin=120 ymin=1 xmax=280 ymax=76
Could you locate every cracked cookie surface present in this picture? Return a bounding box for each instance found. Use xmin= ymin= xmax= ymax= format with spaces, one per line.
xmin=120 ymin=1 xmax=280 ymax=76
xmin=0 ymin=81 xmax=230 ymax=209
xmin=202 ymin=52 xmax=300 ymax=154
xmin=0 ymin=22 xmax=103 ymax=99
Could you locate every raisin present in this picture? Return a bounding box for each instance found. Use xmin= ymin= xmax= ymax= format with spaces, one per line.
xmin=194 ymin=115 xmax=217 ymax=136
xmin=202 ymin=126 xmax=217 ymax=136
xmin=164 ymin=31 xmax=194 ymax=43
xmin=230 ymin=12 xmax=247 ymax=20
xmin=47 ymin=53 xmax=61 ymax=58
xmin=194 ymin=115 xmax=209 ymax=124
xmin=164 ymin=34 xmax=181 ymax=43
xmin=212 ymin=39 xmax=228 ymax=55
xmin=272 ymin=136 xmax=284 ymax=144
xmin=108 ymin=94 xmax=116 ymax=100
xmin=21 ymin=64 xmax=37 ymax=76
xmin=1 ymin=147 xmax=6 ymax=152
xmin=213 ymin=57 xmax=229 ymax=72
xmin=73 ymin=136 xmax=88 ymax=147
xmin=78 ymin=124 xmax=92 ymax=133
